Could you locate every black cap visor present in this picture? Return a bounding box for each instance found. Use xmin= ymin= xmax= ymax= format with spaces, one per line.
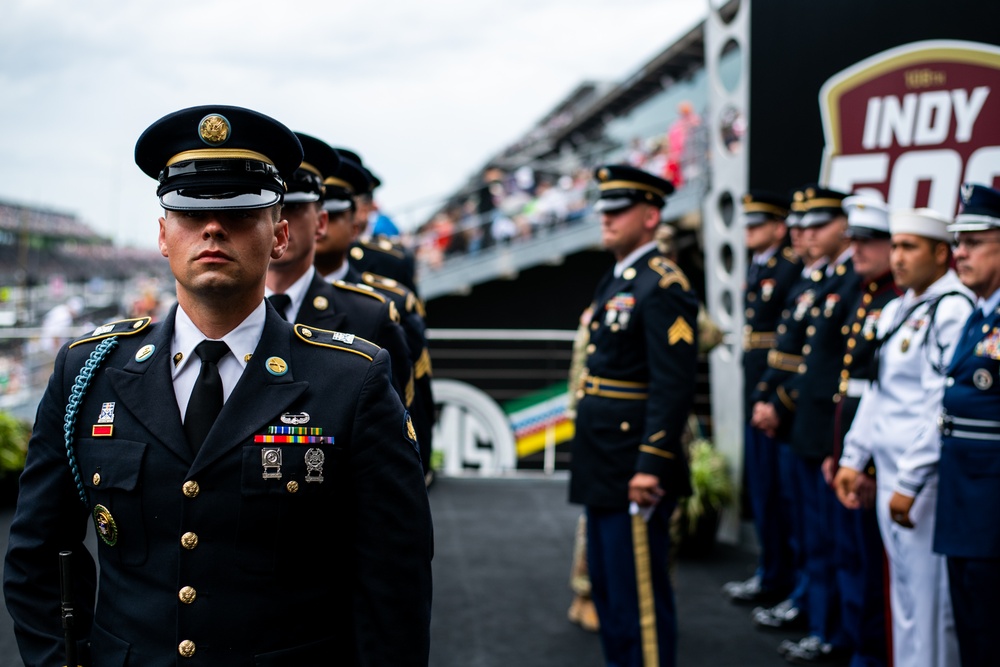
xmin=158 ymin=158 xmax=285 ymax=210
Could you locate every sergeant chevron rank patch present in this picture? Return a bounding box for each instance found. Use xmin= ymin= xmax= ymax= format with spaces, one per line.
xmin=668 ymin=317 xmax=694 ymax=345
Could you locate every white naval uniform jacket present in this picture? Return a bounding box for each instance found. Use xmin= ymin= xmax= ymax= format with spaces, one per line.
xmin=840 ymin=270 xmax=974 ymax=498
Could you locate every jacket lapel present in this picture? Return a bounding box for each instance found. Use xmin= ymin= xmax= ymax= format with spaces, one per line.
xmin=190 ymin=308 xmax=308 ymax=474
xmin=106 ymin=308 xmax=190 ymax=462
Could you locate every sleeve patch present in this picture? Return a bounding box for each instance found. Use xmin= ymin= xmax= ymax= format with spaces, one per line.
xmin=667 ymin=317 xmax=694 ymax=346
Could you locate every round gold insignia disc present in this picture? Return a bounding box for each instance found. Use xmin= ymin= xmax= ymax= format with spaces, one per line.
xmin=350 ymin=247 xmax=364 ymax=261
xmin=313 ymin=296 xmax=329 ymax=311
xmin=198 ymin=114 xmax=230 ymax=146
xmin=623 ymin=267 xmax=637 ymax=280
xmin=93 ymin=504 xmax=118 ymax=546
xmin=266 ymin=356 xmax=288 ymax=376
xmin=135 ymin=344 xmax=155 ymax=362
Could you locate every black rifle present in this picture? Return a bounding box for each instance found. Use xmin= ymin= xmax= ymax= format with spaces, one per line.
xmin=58 ymin=550 xmax=79 ymax=667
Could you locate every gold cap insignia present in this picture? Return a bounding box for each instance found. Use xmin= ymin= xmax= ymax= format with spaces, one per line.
xmin=597 ymin=168 xmax=610 ymax=181
xmin=265 ymin=356 xmax=288 ymax=376
xmin=198 ymin=114 xmax=230 ymax=146
xmin=350 ymin=246 xmax=364 ymax=261
xmin=313 ymin=295 xmax=329 ymax=311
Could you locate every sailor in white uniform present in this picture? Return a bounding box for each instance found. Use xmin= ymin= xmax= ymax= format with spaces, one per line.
xmin=834 ymin=208 xmax=971 ymax=667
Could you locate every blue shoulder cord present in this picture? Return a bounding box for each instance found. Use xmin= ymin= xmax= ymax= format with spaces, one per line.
xmin=63 ymin=337 xmax=119 ymax=507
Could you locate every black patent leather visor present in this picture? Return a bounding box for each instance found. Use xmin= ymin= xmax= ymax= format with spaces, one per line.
xmin=158 ymin=159 xmax=285 ymax=210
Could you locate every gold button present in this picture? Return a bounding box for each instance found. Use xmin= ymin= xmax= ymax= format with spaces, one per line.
xmin=746 ymin=308 xmax=755 ymax=318
xmin=841 ymin=370 xmax=850 ymax=379
xmin=833 ymin=393 xmax=842 ymax=403
xmin=620 ymin=422 xmax=630 ymax=432
xmin=844 ymin=354 xmax=853 ymax=365
xmin=178 ymin=640 xmax=196 ymax=658
xmin=802 ymin=344 xmax=812 ymax=355
xmin=852 ymin=323 xmax=861 ymax=333
xmin=777 ymin=324 xmax=787 ymax=334
xmin=610 ymin=323 xmax=620 ymax=332
xmin=862 ymin=294 xmax=872 ymax=305
xmin=179 ymin=586 xmax=197 ymax=604
xmin=847 ymin=339 xmax=856 ymax=349
xmin=181 ymin=532 xmax=199 ymax=550
xmin=869 ymin=282 xmax=878 ymax=291
xmin=806 ymin=325 xmax=816 ymax=336
xmin=798 ymin=364 xmax=807 ymax=374
xmin=836 ymin=264 xmax=846 ymax=276
xmin=301 ymin=328 xmax=313 ymax=338
xmin=586 ymin=344 xmax=596 ymax=354
xmin=747 ymin=292 xmax=757 ymax=302
xmin=183 ymin=481 xmax=200 ymax=498
xmin=781 ymin=310 xmax=790 ymax=319
xmin=810 ymin=307 xmax=820 ymax=318
xmin=841 ymin=325 xmax=849 ymax=335
xmin=93 ymin=472 xmax=101 ymax=486
xmin=857 ymin=308 xmax=865 ymax=318
xmin=286 ymin=481 xmax=299 ymax=494
xmin=591 ymin=321 xmax=599 ymax=330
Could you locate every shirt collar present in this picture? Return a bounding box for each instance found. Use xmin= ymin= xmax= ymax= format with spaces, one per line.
xmin=321 ymin=262 xmax=350 ymax=284
xmin=825 ymin=246 xmax=854 ymax=277
xmin=614 ymin=241 xmax=658 ymax=278
xmin=753 ymin=245 xmax=779 ymax=265
xmin=979 ymin=285 xmax=1000 ymax=316
xmin=264 ymin=266 xmax=315 ymax=320
xmin=171 ymin=300 xmax=267 ymax=377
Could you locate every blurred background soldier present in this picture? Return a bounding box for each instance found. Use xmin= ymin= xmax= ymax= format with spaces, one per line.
xmin=569 ymin=164 xmax=698 ymax=667
xmin=824 ymin=195 xmax=898 ymax=667
xmin=935 ymin=183 xmax=1000 ymax=667
xmin=723 ymin=190 xmax=800 ymax=609
xmin=837 ymin=206 xmax=971 ymax=667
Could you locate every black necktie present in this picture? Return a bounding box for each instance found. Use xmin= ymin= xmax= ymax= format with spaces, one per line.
xmin=268 ymin=293 xmax=292 ymax=321
xmin=184 ymin=340 xmax=230 ymax=454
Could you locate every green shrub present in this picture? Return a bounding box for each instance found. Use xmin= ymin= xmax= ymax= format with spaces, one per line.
xmin=0 ymin=411 xmax=30 ymax=479
xmin=682 ymin=438 xmax=734 ymax=533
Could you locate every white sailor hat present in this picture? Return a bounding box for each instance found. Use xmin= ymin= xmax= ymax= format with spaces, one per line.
xmin=843 ymin=195 xmax=890 ymax=240
xmin=889 ymin=208 xmax=952 ymax=241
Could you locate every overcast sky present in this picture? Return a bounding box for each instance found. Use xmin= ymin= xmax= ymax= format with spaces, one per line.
xmin=0 ymin=0 xmax=706 ymax=249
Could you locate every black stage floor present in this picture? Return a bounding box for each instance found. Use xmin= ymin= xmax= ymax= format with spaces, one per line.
xmin=0 ymin=475 xmax=800 ymax=666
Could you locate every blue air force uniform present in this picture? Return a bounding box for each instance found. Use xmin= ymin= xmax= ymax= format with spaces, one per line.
xmin=935 ymin=183 xmax=1000 ymax=667
xmin=569 ymin=165 xmax=698 ymax=667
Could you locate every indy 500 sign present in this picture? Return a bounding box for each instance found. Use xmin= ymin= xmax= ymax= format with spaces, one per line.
xmin=819 ymin=40 xmax=1000 ymax=212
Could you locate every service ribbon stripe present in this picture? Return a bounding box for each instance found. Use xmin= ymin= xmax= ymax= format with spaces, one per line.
xmin=254 ymin=435 xmax=333 ymax=444
xmin=266 ymin=426 xmax=324 ymax=435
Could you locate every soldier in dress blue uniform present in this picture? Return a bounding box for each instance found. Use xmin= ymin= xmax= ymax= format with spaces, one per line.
xmin=265 ymin=132 xmax=415 ymax=415
xmin=723 ymin=190 xmax=802 ymax=607
xmin=313 ymin=150 xmax=436 ymax=482
xmin=935 ymin=183 xmax=1000 ymax=667
xmin=749 ymin=188 xmax=826 ymax=634
xmin=824 ymin=195 xmax=899 ymax=667
xmin=568 ymin=164 xmax=699 ymax=667
xmin=763 ymin=186 xmax=855 ymax=664
xmin=2 ymin=105 xmax=433 ymax=667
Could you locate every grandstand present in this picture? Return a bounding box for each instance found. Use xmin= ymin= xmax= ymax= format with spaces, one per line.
xmin=0 ymin=199 xmax=172 ymax=419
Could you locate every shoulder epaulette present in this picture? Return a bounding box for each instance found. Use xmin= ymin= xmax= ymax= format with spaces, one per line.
xmin=361 ymin=272 xmax=425 ymax=317
xmin=331 ymin=279 xmax=387 ymax=303
xmin=362 ymin=239 xmax=405 ymax=259
xmin=69 ymin=317 xmax=152 ymax=349
xmin=781 ymin=247 xmax=800 ymax=263
xmin=293 ymin=324 xmax=382 ymax=362
xmin=648 ymin=256 xmax=691 ymax=291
